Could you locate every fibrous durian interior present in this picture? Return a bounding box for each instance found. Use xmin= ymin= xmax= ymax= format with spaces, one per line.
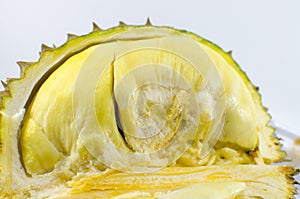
xmin=0 ymin=21 xmax=297 ymax=198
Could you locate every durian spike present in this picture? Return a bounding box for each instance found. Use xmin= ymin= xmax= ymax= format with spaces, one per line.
xmin=67 ymin=33 xmax=79 ymax=41
xmin=119 ymin=21 xmax=127 ymax=26
xmin=6 ymin=77 xmax=18 ymax=83
xmin=92 ymin=22 xmax=102 ymax=32
xmin=17 ymin=61 xmax=32 ymax=70
xmin=227 ymin=50 xmax=233 ymax=56
xmin=145 ymin=18 xmax=152 ymax=26
xmin=17 ymin=61 xmax=34 ymax=77
xmin=41 ymin=44 xmax=53 ymax=52
xmin=1 ymin=81 xmax=7 ymax=90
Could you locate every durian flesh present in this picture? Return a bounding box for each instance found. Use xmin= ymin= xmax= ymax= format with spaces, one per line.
xmin=0 ymin=21 xmax=297 ymax=198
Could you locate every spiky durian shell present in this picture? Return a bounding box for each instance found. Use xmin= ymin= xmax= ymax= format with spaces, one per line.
xmin=0 ymin=19 xmax=295 ymax=198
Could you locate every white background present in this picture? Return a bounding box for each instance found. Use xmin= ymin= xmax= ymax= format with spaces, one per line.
xmin=0 ymin=0 xmax=299 ymax=135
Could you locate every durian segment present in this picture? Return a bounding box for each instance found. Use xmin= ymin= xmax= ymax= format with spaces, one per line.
xmin=109 ymin=36 xmax=226 ymax=165
xmin=112 ymin=47 xmax=221 ymax=156
xmin=202 ymin=44 xmax=257 ymax=149
xmin=113 ymin=49 xmax=203 ymax=154
xmin=21 ymin=118 xmax=63 ymax=174
xmin=197 ymin=39 xmax=284 ymax=162
xmin=20 ymin=45 xmax=97 ymax=175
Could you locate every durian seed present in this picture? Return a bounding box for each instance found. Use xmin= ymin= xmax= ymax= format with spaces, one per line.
xmin=145 ymin=18 xmax=152 ymax=26
xmin=67 ymin=33 xmax=79 ymax=41
xmin=92 ymin=22 xmax=102 ymax=31
xmin=119 ymin=21 xmax=127 ymax=26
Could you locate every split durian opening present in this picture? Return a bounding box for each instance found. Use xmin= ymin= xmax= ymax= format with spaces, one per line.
xmin=20 ymin=33 xmax=257 ymax=175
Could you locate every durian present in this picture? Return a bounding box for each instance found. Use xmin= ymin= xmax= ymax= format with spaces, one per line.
xmin=0 ymin=20 xmax=298 ymax=198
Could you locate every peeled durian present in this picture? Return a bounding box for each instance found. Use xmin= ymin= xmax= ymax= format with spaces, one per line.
xmin=0 ymin=20 xmax=298 ymax=198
